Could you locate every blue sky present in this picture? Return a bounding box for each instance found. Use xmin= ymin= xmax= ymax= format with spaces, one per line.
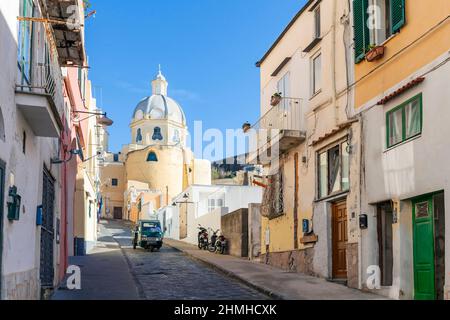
xmin=85 ymin=0 xmax=307 ymax=159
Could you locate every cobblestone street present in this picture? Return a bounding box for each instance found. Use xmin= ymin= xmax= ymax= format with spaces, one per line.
xmin=105 ymin=220 xmax=268 ymax=300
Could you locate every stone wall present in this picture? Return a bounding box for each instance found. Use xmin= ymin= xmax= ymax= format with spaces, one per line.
xmin=346 ymin=242 xmax=359 ymax=288
xmin=3 ymin=268 xmax=39 ymax=300
xmin=261 ymin=247 xmax=316 ymax=275
xmin=221 ymin=209 xmax=248 ymax=257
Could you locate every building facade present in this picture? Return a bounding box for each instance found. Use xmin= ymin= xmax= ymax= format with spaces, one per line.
xmin=351 ymin=0 xmax=450 ymax=299
xmin=0 ymin=0 xmax=85 ymax=299
xmin=251 ymin=0 xmax=358 ymax=286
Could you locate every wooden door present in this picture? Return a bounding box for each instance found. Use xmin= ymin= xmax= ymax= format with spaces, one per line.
xmin=332 ymin=201 xmax=348 ymax=279
xmin=113 ymin=207 xmax=123 ymax=220
xmin=413 ymin=195 xmax=435 ymax=300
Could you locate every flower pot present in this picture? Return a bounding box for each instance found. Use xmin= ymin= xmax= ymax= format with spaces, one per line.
xmin=270 ymin=95 xmax=282 ymax=106
xmin=365 ymin=45 xmax=385 ymax=62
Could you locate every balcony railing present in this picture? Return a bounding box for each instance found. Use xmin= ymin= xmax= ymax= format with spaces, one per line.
xmin=15 ymin=54 xmax=64 ymax=137
xmin=247 ymin=98 xmax=306 ymax=164
xmin=251 ymin=98 xmax=303 ymax=132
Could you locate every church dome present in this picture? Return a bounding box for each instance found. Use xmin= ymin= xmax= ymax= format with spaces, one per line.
xmin=132 ymin=68 xmax=186 ymax=125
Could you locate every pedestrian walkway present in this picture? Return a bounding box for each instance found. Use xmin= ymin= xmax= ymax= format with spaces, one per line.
xmin=165 ymin=239 xmax=387 ymax=300
xmin=51 ymin=220 xmax=140 ymax=300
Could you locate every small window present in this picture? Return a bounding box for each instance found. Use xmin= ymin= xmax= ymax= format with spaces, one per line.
xmin=136 ymin=128 xmax=143 ymax=143
xmin=317 ymin=141 xmax=350 ymax=198
xmin=111 ymin=178 xmax=118 ymax=186
xmin=314 ymin=6 xmax=321 ymax=39
xmin=386 ymin=94 xmax=422 ymax=148
xmin=152 ymin=127 xmax=163 ymax=141
xmin=113 ymin=154 xmax=119 ymax=162
xmin=147 ymin=152 xmax=158 ymax=162
xmin=312 ymin=53 xmax=322 ymax=95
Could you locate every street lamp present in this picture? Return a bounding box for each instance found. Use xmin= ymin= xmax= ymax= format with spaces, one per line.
xmin=72 ymin=110 xmax=114 ymax=127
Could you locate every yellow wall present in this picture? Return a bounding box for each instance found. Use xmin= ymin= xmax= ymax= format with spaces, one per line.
xmin=355 ymin=0 xmax=450 ymax=107
xmin=100 ymin=163 xmax=125 ymax=217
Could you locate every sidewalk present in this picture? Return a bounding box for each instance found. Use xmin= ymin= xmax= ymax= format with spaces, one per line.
xmin=165 ymin=239 xmax=387 ymax=300
xmin=51 ymin=220 xmax=140 ymax=300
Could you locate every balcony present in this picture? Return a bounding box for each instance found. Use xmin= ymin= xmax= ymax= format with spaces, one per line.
xmin=15 ymin=60 xmax=64 ymax=138
xmin=247 ymin=98 xmax=306 ymax=165
xmin=45 ymin=0 xmax=85 ymax=66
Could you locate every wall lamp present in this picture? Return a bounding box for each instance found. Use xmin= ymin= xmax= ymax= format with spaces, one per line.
xmin=72 ymin=110 xmax=114 ymax=127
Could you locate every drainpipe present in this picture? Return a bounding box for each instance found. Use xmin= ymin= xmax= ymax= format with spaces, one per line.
xmin=331 ymin=0 xmax=338 ymax=126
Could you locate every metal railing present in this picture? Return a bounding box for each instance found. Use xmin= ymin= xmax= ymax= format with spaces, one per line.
xmin=251 ymin=98 xmax=303 ymax=132
xmin=16 ymin=59 xmax=64 ymax=113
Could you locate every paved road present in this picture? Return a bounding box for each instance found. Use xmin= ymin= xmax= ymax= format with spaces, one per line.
xmin=108 ymin=220 xmax=269 ymax=300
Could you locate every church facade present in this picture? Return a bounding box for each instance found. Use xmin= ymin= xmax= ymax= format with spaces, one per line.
xmin=100 ymin=69 xmax=211 ymax=221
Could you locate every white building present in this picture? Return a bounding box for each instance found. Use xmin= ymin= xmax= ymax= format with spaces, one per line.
xmin=160 ymin=185 xmax=263 ymax=245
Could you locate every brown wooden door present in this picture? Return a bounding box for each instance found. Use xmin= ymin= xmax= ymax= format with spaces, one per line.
xmin=113 ymin=207 xmax=123 ymax=220
xmin=332 ymin=201 xmax=348 ymax=279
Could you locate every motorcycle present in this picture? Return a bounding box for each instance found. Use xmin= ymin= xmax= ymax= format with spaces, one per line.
xmin=215 ymin=233 xmax=228 ymax=255
xmin=208 ymin=229 xmax=220 ymax=253
xmin=197 ymin=224 xmax=208 ymax=250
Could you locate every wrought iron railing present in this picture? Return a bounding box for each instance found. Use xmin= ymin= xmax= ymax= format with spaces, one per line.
xmin=16 ymin=60 xmax=64 ymax=114
xmin=250 ymin=98 xmax=303 ymax=132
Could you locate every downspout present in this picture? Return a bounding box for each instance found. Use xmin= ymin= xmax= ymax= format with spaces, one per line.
xmin=332 ymin=0 xmax=338 ymax=126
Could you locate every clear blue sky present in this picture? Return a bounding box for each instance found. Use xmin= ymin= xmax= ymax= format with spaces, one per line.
xmin=85 ymin=0 xmax=307 ymax=159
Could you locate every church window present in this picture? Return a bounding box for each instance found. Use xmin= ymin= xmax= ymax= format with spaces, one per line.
xmin=152 ymin=127 xmax=163 ymax=141
xmin=173 ymin=129 xmax=180 ymax=143
xmin=147 ymin=152 xmax=158 ymax=162
xmin=136 ymin=128 xmax=143 ymax=143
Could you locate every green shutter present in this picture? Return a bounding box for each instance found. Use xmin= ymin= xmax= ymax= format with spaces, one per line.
xmin=391 ymin=0 xmax=406 ymax=33
xmin=353 ymin=0 xmax=370 ymax=63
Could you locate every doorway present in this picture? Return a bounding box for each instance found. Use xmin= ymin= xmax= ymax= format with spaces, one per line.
xmin=0 ymin=159 xmax=5 ymax=297
xmin=113 ymin=207 xmax=123 ymax=220
xmin=332 ymin=200 xmax=348 ymax=279
xmin=377 ymin=202 xmax=393 ymax=286
xmin=40 ymin=168 xmax=55 ymax=289
xmin=412 ymin=192 xmax=446 ymax=300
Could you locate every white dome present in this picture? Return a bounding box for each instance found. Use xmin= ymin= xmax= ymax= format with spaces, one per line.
xmin=132 ymin=68 xmax=186 ymax=125
xmin=133 ymin=95 xmax=186 ymax=125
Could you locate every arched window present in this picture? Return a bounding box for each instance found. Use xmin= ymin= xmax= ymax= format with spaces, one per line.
xmin=147 ymin=152 xmax=158 ymax=162
xmin=0 ymin=106 xmax=5 ymax=141
xmin=136 ymin=128 xmax=143 ymax=143
xmin=152 ymin=127 xmax=163 ymax=141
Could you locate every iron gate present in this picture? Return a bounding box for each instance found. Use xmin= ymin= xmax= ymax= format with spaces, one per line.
xmin=40 ymin=169 xmax=55 ymax=288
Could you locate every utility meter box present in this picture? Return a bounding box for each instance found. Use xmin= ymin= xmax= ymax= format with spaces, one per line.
xmin=7 ymin=186 xmax=21 ymax=221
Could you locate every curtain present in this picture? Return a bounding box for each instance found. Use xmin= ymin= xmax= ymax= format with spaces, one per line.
xmin=389 ymin=109 xmax=402 ymax=146
xmin=405 ymin=100 xmax=421 ymax=138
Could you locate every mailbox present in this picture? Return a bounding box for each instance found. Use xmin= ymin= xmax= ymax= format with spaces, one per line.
xmin=359 ymin=214 xmax=368 ymax=229
xmin=36 ymin=205 xmax=43 ymax=226
xmin=7 ymin=186 xmax=21 ymax=221
xmin=302 ymin=219 xmax=310 ymax=233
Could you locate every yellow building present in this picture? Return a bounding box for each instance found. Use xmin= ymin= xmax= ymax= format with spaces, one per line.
xmin=100 ymin=69 xmax=211 ymax=220
xmin=252 ymin=0 xmax=359 ymax=286
xmin=352 ymin=0 xmax=450 ymax=299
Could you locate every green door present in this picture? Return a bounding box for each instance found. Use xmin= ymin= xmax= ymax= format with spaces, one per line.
xmin=412 ymin=195 xmax=436 ymax=300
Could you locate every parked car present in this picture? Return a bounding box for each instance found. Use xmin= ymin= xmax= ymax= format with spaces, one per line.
xmin=132 ymin=220 xmax=164 ymax=252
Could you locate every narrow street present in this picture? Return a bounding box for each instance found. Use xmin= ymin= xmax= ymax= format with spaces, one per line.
xmin=53 ymin=220 xmax=268 ymax=300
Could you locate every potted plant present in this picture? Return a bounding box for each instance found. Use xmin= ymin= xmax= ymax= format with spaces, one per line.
xmin=242 ymin=122 xmax=251 ymax=133
xmin=365 ymin=44 xmax=385 ymax=62
xmin=270 ymin=92 xmax=283 ymax=106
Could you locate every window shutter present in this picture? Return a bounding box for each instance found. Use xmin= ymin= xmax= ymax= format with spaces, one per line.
xmin=353 ymin=0 xmax=370 ymax=63
xmin=391 ymin=0 xmax=406 ymax=33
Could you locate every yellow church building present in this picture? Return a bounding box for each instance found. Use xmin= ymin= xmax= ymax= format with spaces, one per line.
xmin=100 ymin=69 xmax=211 ymax=221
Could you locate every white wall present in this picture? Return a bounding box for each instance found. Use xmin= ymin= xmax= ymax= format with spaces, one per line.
xmin=360 ymin=54 xmax=450 ymax=299
xmin=166 ymin=185 xmax=263 ymax=245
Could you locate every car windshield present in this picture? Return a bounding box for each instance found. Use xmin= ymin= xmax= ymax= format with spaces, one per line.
xmin=142 ymin=222 xmax=161 ymax=233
